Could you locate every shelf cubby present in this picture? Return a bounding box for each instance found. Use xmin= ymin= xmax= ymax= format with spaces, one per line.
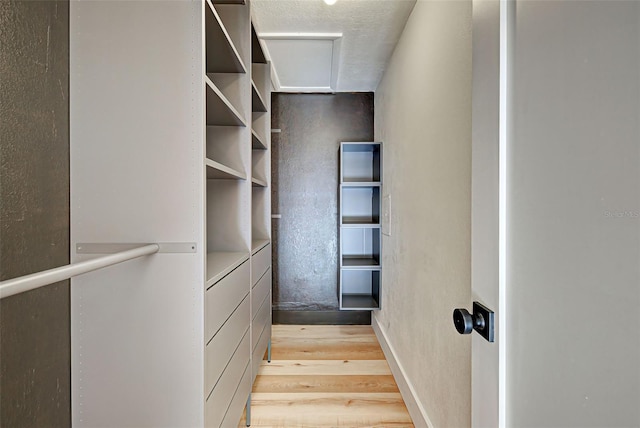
xmin=340 ymin=142 xmax=382 ymax=183
xmin=251 ymin=80 xmax=268 ymax=113
xmin=340 ymin=270 xmax=380 ymax=310
xmin=206 ymin=74 xmax=248 ymax=126
xmin=341 ymin=185 xmax=381 ymax=225
xmin=205 ymin=0 xmax=246 ymax=73
xmin=251 ymin=24 xmax=267 ymax=64
xmin=252 ymin=129 xmax=267 ymax=150
xmin=341 ymin=227 xmax=380 ymax=268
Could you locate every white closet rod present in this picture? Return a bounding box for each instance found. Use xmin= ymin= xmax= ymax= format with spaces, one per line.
xmin=0 ymin=244 xmax=159 ymax=300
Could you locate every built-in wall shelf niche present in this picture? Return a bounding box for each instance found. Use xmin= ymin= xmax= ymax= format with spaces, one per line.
xmin=339 ymin=142 xmax=382 ymax=310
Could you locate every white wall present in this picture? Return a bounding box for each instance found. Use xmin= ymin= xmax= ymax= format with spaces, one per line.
xmin=507 ymin=2 xmax=640 ymax=426
xmin=374 ymin=1 xmax=472 ymax=426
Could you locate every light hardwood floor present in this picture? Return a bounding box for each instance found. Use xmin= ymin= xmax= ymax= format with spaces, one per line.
xmin=239 ymin=325 xmax=414 ymax=427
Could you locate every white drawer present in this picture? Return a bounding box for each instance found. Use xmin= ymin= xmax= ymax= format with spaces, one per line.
xmin=205 ymin=328 xmax=250 ymax=428
xmin=205 ymin=295 xmax=250 ymax=399
xmin=220 ymin=361 xmax=251 ymax=428
xmin=251 ymin=268 xmax=270 ymax=319
xmin=252 ymin=291 xmax=270 ymax=352
xmin=252 ymin=321 xmax=271 ymax=383
xmin=205 ymin=260 xmax=249 ymax=342
xmin=251 ymin=244 xmax=271 ymax=286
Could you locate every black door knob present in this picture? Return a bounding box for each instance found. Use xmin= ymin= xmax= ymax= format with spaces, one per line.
xmin=453 ymin=308 xmax=474 ymax=334
xmin=452 ymin=302 xmax=494 ymax=342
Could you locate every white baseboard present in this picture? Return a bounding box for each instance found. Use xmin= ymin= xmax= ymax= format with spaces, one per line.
xmin=372 ymin=315 xmax=434 ymax=428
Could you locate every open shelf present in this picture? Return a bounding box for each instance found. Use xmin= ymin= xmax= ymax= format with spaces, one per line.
xmin=341 ymin=295 xmax=380 ymax=311
xmin=213 ymin=0 xmax=245 ymax=4
xmin=206 ymin=251 xmax=250 ymax=288
xmin=205 ymin=0 xmax=246 ymax=73
xmin=341 ymin=186 xmax=380 ymax=225
xmin=340 ymin=269 xmax=380 ymax=310
xmin=340 ymin=142 xmax=382 ymax=183
xmin=342 ymin=257 xmax=381 ymax=269
xmin=252 ymin=129 xmax=267 ymax=150
xmin=251 ymin=239 xmax=270 ymax=255
xmin=206 ymin=158 xmax=246 ymax=180
xmin=251 ymin=177 xmax=267 ymax=187
xmin=251 ymin=80 xmax=267 ymax=113
xmin=341 ymin=223 xmax=381 ymax=228
xmin=206 ymin=76 xmax=246 ymax=127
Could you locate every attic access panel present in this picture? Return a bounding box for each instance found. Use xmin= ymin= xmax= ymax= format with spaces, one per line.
xmin=261 ymin=33 xmax=342 ymax=92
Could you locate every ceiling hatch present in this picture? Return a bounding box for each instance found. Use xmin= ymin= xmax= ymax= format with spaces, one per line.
xmin=260 ymin=33 xmax=342 ymax=93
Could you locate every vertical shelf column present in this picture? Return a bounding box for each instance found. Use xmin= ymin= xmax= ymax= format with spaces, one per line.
xmin=249 ymin=22 xmax=273 ymax=386
xmin=339 ymin=142 xmax=383 ymax=310
xmin=203 ymin=0 xmax=252 ymax=426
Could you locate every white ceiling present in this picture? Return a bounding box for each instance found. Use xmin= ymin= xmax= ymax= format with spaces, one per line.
xmin=251 ymin=0 xmax=417 ymax=93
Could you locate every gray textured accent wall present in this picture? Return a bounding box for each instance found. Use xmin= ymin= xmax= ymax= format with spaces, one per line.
xmin=0 ymin=1 xmax=71 ymax=426
xmin=271 ymin=93 xmax=374 ymax=315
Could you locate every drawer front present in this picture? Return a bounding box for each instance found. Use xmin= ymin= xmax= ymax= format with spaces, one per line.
xmin=220 ymin=362 xmax=251 ymax=428
xmin=251 ymin=268 xmax=271 ymax=319
xmin=252 ymin=321 xmax=271 ymax=383
xmin=205 ymin=329 xmax=250 ymax=428
xmin=251 ymin=244 xmax=271 ymax=286
xmin=205 ymin=295 xmax=250 ymax=398
xmin=252 ymin=291 xmax=270 ymax=352
xmin=205 ymin=261 xmax=249 ymax=342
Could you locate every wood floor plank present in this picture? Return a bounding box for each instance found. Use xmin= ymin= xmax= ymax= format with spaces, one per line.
xmin=270 ymin=339 xmax=385 ymax=360
xmin=258 ymin=359 xmax=392 ymax=376
xmin=272 ymin=325 xmax=378 ymax=340
xmin=252 ymin=374 xmax=400 ymax=393
xmin=248 ymin=392 xmax=414 ymax=427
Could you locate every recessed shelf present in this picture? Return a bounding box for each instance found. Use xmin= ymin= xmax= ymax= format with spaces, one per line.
xmin=341 ymin=294 xmax=380 ymax=311
xmin=340 ymin=142 xmax=382 ymax=183
xmin=341 ymin=223 xmax=381 ymax=228
xmin=206 ymin=158 xmax=246 ymax=180
xmin=342 ymin=257 xmax=381 ymax=269
xmin=205 ymin=0 xmax=247 ymax=73
xmin=206 ymin=76 xmax=247 ymax=127
xmin=341 ymin=186 xmax=380 ymax=225
xmin=206 ymin=251 xmax=250 ymax=288
xmin=251 ymin=80 xmax=267 ymax=113
xmin=341 ymin=182 xmax=381 ymax=187
xmin=252 ymin=129 xmax=267 ymax=150
xmin=252 ymin=239 xmax=270 ymax=255
xmin=251 ymin=177 xmax=267 ymax=187
xmin=213 ymin=0 xmax=245 ymax=4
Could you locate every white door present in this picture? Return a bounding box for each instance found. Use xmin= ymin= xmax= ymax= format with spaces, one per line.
xmin=470 ymin=1 xmax=640 ymax=426
xmin=470 ymin=0 xmax=503 ymax=426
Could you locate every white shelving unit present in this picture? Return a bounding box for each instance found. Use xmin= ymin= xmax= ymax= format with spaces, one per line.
xmin=70 ymin=1 xmax=271 ymax=426
xmin=339 ymin=142 xmax=382 ymax=310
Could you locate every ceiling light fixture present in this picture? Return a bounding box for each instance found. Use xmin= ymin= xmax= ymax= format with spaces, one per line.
xmin=324 ymin=0 xmax=337 ymax=5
